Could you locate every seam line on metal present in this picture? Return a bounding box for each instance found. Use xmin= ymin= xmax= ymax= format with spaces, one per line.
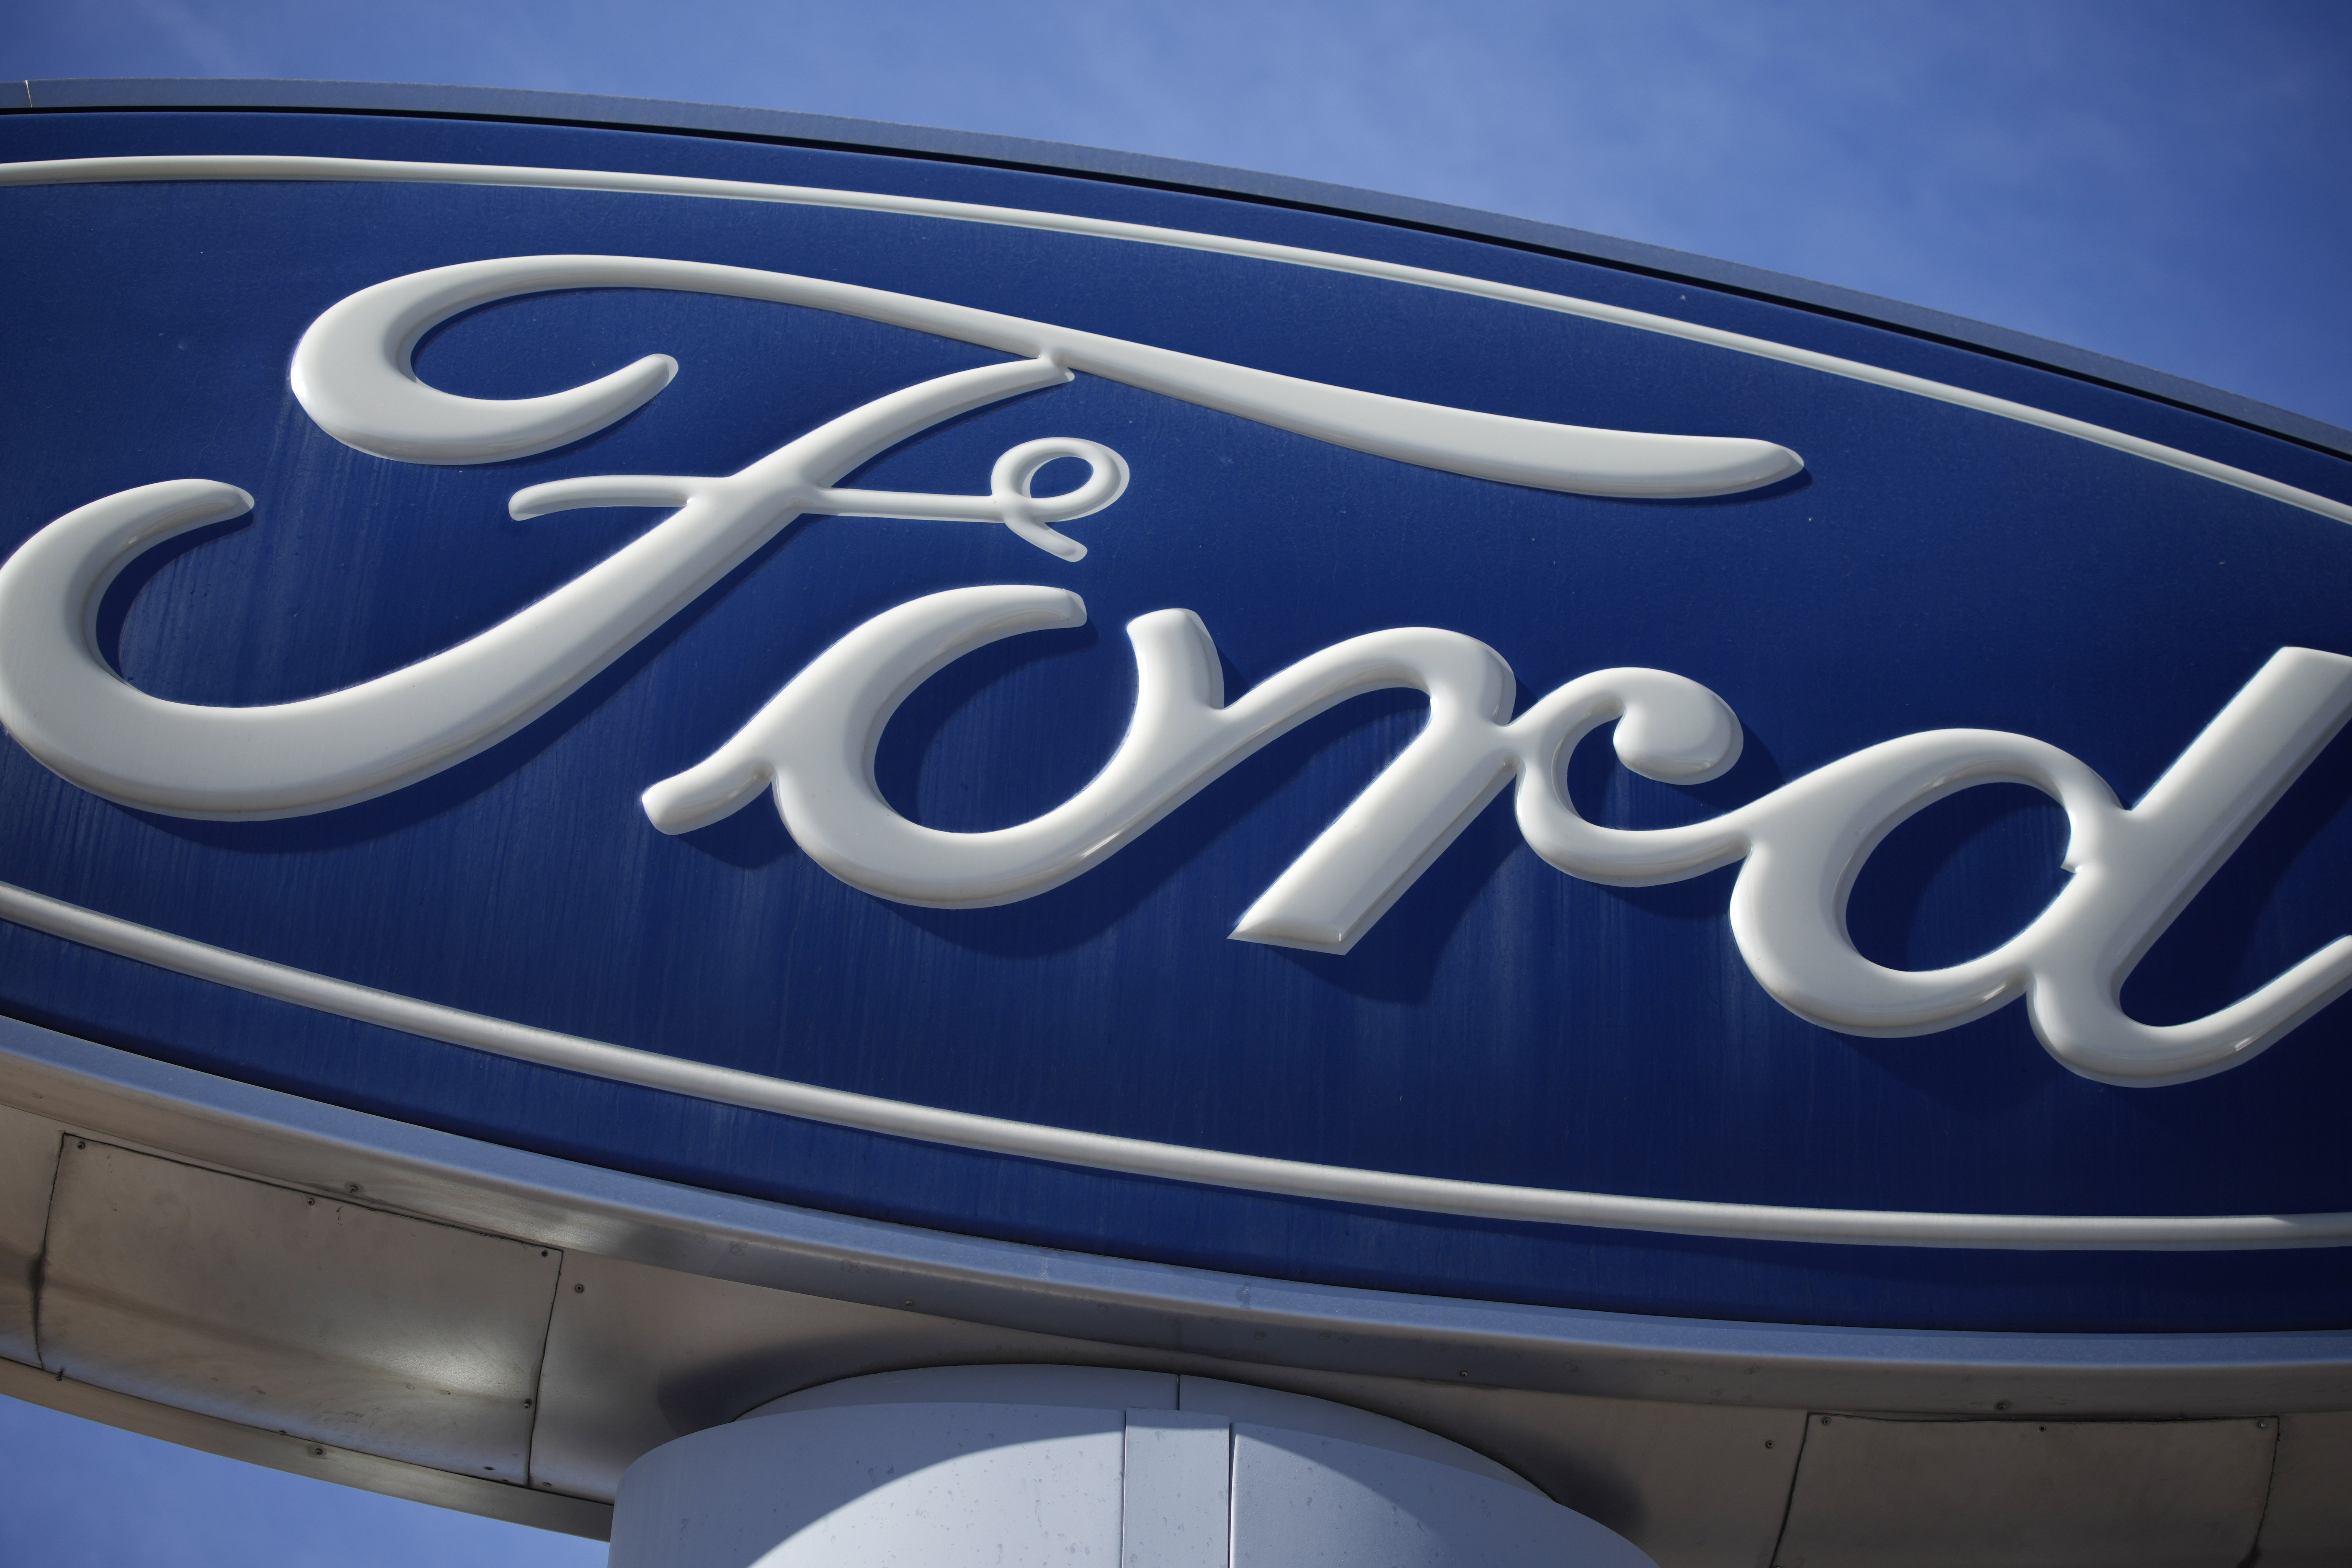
xmin=2 ymin=153 xmax=2347 ymax=528
xmin=2 ymin=879 xmax=2346 ymax=1251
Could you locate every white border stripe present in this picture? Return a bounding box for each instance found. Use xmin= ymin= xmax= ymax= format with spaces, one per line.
xmin=3 ymin=879 xmax=2345 ymax=1251
xmin=5 ymin=152 xmax=2350 ymax=528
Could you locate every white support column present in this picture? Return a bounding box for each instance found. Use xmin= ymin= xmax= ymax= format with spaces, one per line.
xmin=607 ymin=1365 xmax=1656 ymax=1568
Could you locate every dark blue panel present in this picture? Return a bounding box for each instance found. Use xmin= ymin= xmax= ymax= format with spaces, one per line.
xmin=3 ymin=112 xmax=2350 ymax=1332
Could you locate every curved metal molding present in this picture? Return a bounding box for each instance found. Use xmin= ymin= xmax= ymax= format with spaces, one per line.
xmin=2 ymin=1013 xmax=2349 ymax=1419
xmin=6 ymin=882 xmax=2351 ymax=1250
xmin=9 ymin=76 xmax=2349 ymax=464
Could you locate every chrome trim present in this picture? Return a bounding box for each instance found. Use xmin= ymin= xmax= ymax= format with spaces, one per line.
xmin=3 ymin=881 xmax=2349 ymax=1252
xmin=1 ymin=1014 xmax=2347 ymax=1418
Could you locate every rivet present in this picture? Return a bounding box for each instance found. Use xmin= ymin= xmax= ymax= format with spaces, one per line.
xmin=2258 ymin=1419 xmax=2271 ymax=1429
xmin=1818 ymin=1416 xmax=1832 ymax=1426
xmin=1995 ymin=1401 xmax=2012 ymax=1411
xmin=1764 ymin=1440 xmax=1775 ymax=1449
xmin=305 ymin=1197 xmax=315 ymax=1206
xmin=573 ymin=1283 xmax=585 ymax=1294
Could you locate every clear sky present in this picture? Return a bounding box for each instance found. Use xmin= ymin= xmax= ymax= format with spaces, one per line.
xmin=2 ymin=1 xmax=2347 ymax=1562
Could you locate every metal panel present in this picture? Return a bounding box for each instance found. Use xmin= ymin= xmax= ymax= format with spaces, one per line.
xmin=2251 ymin=1411 xmax=2352 ymax=1566
xmin=38 ymin=1140 xmax=560 ymax=1479
xmin=0 ymin=1101 xmax=60 ymax=1362
xmin=1210 ymin=1372 xmax=1805 ymax=1568
xmin=0 ymin=1354 xmax=610 ymax=1539
xmin=8 ymin=1021 xmax=2350 ymax=1423
xmin=1770 ymin=1415 xmax=2277 ymax=1568
xmin=1228 ymin=1424 xmax=1654 ymax=1568
xmin=529 ymin=1249 xmax=1129 ymax=1500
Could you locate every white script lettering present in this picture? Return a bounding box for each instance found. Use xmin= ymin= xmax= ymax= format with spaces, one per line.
xmin=644 ymin=586 xmax=2352 ymax=1088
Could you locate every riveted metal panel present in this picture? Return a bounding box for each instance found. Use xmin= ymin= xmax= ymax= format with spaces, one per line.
xmin=1771 ymin=1415 xmax=2277 ymax=1568
xmin=38 ymin=1140 xmax=560 ymax=1479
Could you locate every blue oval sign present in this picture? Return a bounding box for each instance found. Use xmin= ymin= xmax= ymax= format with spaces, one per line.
xmin=4 ymin=108 xmax=2351 ymax=1335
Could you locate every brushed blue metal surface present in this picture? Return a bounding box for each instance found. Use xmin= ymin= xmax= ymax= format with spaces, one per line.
xmin=3 ymin=111 xmax=2351 ymax=1332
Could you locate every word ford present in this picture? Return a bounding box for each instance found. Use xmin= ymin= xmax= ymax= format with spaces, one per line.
xmin=1 ymin=257 xmax=2345 ymax=1091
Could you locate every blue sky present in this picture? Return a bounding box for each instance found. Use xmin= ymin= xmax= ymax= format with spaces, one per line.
xmin=2 ymin=1 xmax=2347 ymax=1561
